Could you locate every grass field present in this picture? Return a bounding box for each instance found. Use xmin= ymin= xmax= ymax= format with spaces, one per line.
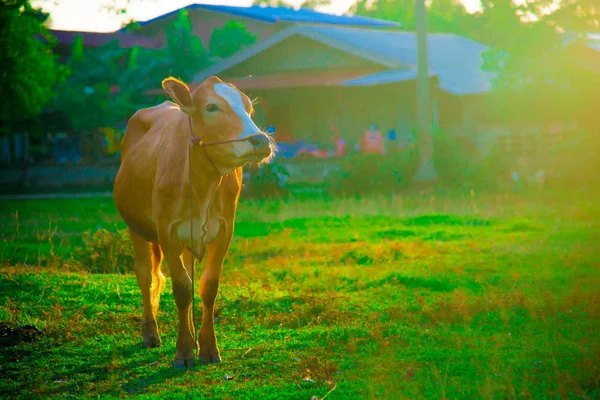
xmin=1 ymin=189 xmax=599 ymax=399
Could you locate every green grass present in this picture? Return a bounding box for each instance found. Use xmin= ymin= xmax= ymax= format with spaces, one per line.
xmin=1 ymin=189 xmax=599 ymax=399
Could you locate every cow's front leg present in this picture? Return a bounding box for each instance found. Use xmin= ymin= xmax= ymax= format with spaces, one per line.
xmin=164 ymin=251 xmax=197 ymax=369
xmin=198 ymin=225 xmax=232 ymax=364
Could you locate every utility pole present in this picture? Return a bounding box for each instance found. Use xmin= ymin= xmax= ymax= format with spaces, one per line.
xmin=414 ymin=0 xmax=438 ymax=183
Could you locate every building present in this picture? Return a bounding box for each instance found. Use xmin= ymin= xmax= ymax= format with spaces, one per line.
xmin=124 ymin=3 xmax=401 ymax=48
xmin=182 ymin=25 xmax=495 ymax=148
xmin=51 ymin=4 xmax=600 ymax=162
xmin=51 ymin=3 xmax=400 ymax=58
xmin=181 ymin=26 xmax=599 ymax=161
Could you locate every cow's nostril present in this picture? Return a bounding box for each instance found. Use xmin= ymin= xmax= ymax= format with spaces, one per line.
xmin=248 ymin=134 xmax=269 ymax=148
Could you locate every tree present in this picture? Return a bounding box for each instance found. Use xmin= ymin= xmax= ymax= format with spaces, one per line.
xmin=350 ymin=0 xmax=599 ymax=37
xmin=465 ymin=0 xmax=600 ymax=128
xmin=252 ymin=0 xmax=332 ymax=10
xmin=349 ymin=0 xmax=600 ymax=73
xmin=350 ymin=0 xmax=418 ymax=30
xmin=48 ymin=9 xmax=230 ymax=133
xmin=252 ymin=0 xmax=291 ymax=7
xmin=0 ymin=0 xmax=67 ymax=136
xmin=209 ymin=20 xmax=257 ymax=60
xmin=48 ymin=40 xmax=161 ymax=132
xmin=350 ymin=0 xmax=600 ymax=137
xmin=299 ymin=0 xmax=332 ymax=9
xmin=163 ymin=9 xmax=211 ymax=81
xmin=426 ymin=0 xmax=471 ymax=35
xmin=99 ymin=0 xmax=135 ymax=17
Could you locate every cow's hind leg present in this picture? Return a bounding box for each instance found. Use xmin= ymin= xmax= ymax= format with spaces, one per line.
xmin=164 ymin=249 xmax=197 ymax=369
xmin=198 ymin=225 xmax=233 ymax=365
xmin=130 ymin=230 xmax=165 ymax=348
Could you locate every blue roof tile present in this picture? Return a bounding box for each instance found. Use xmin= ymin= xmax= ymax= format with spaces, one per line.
xmin=135 ymin=3 xmax=400 ymax=29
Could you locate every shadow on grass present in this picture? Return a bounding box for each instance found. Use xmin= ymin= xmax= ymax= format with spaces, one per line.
xmin=0 ymin=272 xmax=186 ymax=397
xmin=403 ymin=214 xmax=492 ymax=227
xmin=119 ymin=365 xmax=188 ymax=395
xmin=1 ymin=338 xmax=162 ymax=396
xmin=337 ymin=273 xmax=465 ymax=293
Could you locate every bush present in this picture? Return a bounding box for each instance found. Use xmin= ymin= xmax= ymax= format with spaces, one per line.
xmin=433 ymin=128 xmax=600 ymax=190
xmin=247 ymin=129 xmax=599 ymax=198
xmin=433 ymin=130 xmax=514 ymax=190
xmin=328 ymin=147 xmax=419 ymax=195
xmin=73 ymin=229 xmax=134 ymax=274
xmin=543 ymin=131 xmax=600 ymax=186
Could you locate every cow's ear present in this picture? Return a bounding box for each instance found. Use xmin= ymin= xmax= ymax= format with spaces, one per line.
xmin=162 ymin=77 xmax=195 ymax=114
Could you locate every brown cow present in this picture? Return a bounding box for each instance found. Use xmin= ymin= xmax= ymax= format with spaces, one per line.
xmin=113 ymin=76 xmax=274 ymax=369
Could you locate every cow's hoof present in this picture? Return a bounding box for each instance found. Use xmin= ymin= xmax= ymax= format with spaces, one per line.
xmin=142 ymin=321 xmax=161 ymax=349
xmin=198 ymin=349 xmax=221 ymax=365
xmin=174 ymin=356 xmax=195 ymax=369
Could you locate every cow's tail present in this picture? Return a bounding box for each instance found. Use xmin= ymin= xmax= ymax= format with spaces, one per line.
xmin=150 ymin=243 xmax=166 ymax=316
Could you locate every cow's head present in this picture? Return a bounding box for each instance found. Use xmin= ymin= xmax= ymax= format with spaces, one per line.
xmin=162 ymin=76 xmax=275 ymax=174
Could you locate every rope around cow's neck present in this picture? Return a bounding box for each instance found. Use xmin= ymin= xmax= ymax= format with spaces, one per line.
xmin=188 ymin=140 xmax=198 ymax=363
xmin=188 ymin=116 xmax=249 ymax=176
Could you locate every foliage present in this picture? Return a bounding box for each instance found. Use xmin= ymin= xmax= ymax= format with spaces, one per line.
xmin=44 ymin=20 xmax=159 ymax=131
xmin=349 ymin=0 xmax=600 ymax=174
xmin=529 ymin=130 xmax=600 ymax=186
xmin=52 ymin=10 xmax=208 ymax=133
xmin=0 ymin=0 xmax=67 ymax=137
xmin=252 ymin=0 xmax=291 ymax=6
xmin=1 ymin=192 xmax=600 ymax=398
xmin=330 ymin=148 xmax=419 ymax=195
xmin=431 ymin=130 xmax=514 ymax=189
xmin=298 ymin=0 xmax=332 ymax=9
xmin=432 ymin=127 xmax=600 ymax=190
xmin=350 ymin=0 xmax=471 ymax=32
xmin=351 ymin=0 xmax=599 ymax=45
xmin=350 ymin=0 xmax=600 ymax=97
xmin=209 ymin=20 xmax=258 ymax=60
xmin=99 ymin=0 xmax=134 ymax=16
xmin=162 ymin=9 xmax=211 ymax=81
xmin=247 ymin=143 xmax=420 ymax=198
xmin=47 ymin=10 xmax=260 ymax=133
xmin=350 ymin=0 xmax=416 ymax=29
xmin=74 ymin=228 xmax=134 ymax=274
xmin=252 ymin=125 xmax=594 ymax=196
xmin=252 ymin=0 xmax=332 ymax=10
xmin=48 ymin=41 xmax=152 ymax=132
xmin=472 ymin=2 xmax=573 ymax=96
xmin=251 ymin=127 xmax=600 ymax=196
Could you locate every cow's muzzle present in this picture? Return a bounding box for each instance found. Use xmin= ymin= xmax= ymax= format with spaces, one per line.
xmin=248 ymin=134 xmax=271 ymax=150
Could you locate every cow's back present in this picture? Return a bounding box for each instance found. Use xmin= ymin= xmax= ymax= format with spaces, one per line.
xmin=114 ymin=101 xmax=182 ymax=242
xmin=120 ymin=101 xmax=179 ymax=161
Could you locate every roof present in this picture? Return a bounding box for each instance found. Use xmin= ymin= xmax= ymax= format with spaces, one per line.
xmin=193 ymin=25 xmax=495 ymax=95
xmin=146 ymin=70 xmax=375 ymax=95
xmin=340 ymin=69 xmax=436 ymax=86
xmin=51 ymin=30 xmax=160 ymax=49
xmin=221 ymin=70 xmax=374 ymax=90
xmin=131 ymin=3 xmax=401 ymax=30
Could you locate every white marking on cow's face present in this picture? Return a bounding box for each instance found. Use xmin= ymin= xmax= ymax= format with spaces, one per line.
xmin=214 ymin=83 xmax=260 ymax=139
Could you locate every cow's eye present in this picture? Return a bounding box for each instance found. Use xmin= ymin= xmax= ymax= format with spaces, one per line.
xmin=205 ymin=104 xmax=220 ymax=113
